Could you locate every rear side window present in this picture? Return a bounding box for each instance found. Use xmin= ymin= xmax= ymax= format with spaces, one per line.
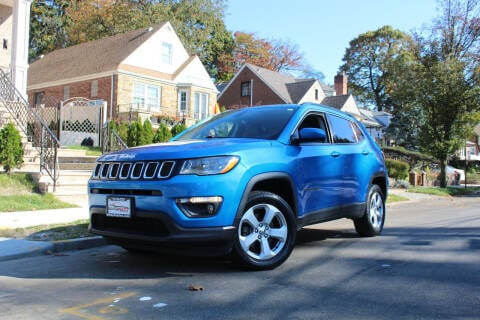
xmin=328 ymin=115 xmax=358 ymax=144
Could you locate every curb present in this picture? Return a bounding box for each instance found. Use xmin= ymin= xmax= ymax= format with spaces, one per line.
xmin=0 ymin=236 xmax=107 ymax=262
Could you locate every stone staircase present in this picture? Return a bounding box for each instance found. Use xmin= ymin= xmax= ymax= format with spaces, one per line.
xmin=33 ymin=148 xmax=98 ymax=206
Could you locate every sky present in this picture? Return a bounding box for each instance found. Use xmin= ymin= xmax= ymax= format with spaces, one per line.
xmin=224 ymin=0 xmax=440 ymax=84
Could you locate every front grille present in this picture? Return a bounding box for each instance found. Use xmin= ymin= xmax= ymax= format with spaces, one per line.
xmin=91 ymin=214 xmax=170 ymax=237
xmin=92 ymin=160 xmax=176 ymax=180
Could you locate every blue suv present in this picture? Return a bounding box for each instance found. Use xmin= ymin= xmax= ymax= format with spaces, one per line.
xmin=89 ymin=103 xmax=388 ymax=269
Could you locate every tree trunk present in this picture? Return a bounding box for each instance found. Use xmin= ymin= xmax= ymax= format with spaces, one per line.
xmin=439 ymin=158 xmax=447 ymax=188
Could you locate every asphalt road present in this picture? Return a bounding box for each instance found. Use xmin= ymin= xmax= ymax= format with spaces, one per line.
xmin=0 ymin=196 xmax=479 ymax=320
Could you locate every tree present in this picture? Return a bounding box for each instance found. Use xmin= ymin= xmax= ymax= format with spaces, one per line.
xmin=415 ymin=52 xmax=480 ymax=187
xmin=340 ymin=26 xmax=413 ymax=111
xmin=217 ymin=31 xmax=307 ymax=81
xmin=29 ymin=0 xmax=70 ymax=61
xmin=0 ymin=123 xmax=24 ymax=173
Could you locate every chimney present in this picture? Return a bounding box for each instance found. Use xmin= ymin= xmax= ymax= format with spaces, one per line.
xmin=334 ymin=72 xmax=348 ymax=96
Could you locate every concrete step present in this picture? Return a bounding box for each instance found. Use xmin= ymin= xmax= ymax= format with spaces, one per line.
xmin=36 ymin=170 xmax=92 ymax=195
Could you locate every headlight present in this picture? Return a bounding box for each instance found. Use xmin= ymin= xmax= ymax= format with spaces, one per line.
xmin=180 ymin=156 xmax=239 ymax=175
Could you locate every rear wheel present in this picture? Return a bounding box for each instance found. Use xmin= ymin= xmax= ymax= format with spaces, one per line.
xmin=232 ymin=191 xmax=296 ymax=270
xmin=354 ymin=184 xmax=385 ymax=237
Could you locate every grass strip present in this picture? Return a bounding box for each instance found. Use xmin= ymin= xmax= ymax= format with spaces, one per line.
xmin=0 ymin=193 xmax=77 ymax=212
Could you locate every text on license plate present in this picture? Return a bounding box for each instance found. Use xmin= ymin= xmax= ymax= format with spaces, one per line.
xmin=107 ymin=197 xmax=132 ymax=218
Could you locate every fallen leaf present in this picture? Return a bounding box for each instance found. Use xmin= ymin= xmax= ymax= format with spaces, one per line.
xmin=186 ymin=285 xmax=203 ymax=291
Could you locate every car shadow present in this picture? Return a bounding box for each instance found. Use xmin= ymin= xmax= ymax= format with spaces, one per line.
xmin=295 ymin=227 xmax=359 ymax=245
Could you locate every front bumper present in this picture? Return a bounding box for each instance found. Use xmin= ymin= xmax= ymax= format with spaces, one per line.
xmin=89 ymin=206 xmax=237 ymax=256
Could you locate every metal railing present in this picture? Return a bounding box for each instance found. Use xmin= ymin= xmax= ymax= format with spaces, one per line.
xmin=0 ymin=69 xmax=60 ymax=190
xmin=102 ymin=123 xmax=128 ymax=153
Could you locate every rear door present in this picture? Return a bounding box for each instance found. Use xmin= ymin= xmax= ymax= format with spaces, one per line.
xmin=326 ymin=114 xmax=369 ymax=206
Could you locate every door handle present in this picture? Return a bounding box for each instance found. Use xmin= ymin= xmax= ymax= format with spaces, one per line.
xmin=362 ymin=150 xmax=370 ymax=156
xmin=331 ymin=151 xmax=341 ymax=158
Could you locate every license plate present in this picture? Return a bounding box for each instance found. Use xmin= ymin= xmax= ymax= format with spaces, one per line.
xmin=107 ymin=197 xmax=132 ymax=218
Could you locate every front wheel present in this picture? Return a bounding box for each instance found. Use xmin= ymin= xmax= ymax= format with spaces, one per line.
xmin=232 ymin=191 xmax=297 ymax=270
xmin=354 ymin=184 xmax=385 ymax=237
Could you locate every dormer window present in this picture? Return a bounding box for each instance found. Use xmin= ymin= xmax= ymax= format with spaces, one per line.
xmin=162 ymin=42 xmax=173 ymax=64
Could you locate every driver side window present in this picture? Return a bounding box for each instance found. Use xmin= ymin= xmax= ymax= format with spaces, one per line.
xmin=298 ymin=114 xmax=329 ymax=143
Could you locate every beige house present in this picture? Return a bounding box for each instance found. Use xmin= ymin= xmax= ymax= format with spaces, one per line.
xmin=0 ymin=0 xmax=31 ymax=98
xmin=27 ymin=22 xmax=218 ymax=126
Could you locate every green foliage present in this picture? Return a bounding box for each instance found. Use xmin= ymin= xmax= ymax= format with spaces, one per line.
xmin=153 ymin=123 xmax=172 ymax=143
xmin=383 ymin=146 xmax=436 ymax=169
xmin=141 ymin=119 xmax=154 ymax=145
xmin=385 ymin=158 xmax=410 ymax=180
xmin=340 ymin=25 xmax=413 ymax=111
xmin=171 ymin=123 xmax=187 ymax=137
xmin=0 ymin=123 xmax=24 ymax=173
xmin=127 ymin=119 xmax=144 ymax=147
xmin=29 ymin=0 xmax=70 ymax=61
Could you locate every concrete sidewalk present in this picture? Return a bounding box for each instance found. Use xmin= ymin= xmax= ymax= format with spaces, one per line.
xmin=0 ymin=204 xmax=106 ymax=262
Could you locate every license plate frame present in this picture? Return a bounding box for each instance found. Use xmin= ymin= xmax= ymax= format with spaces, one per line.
xmin=106 ymin=197 xmax=132 ymax=218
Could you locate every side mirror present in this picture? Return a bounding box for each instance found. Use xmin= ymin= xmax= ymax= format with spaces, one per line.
xmin=298 ymin=128 xmax=326 ymax=142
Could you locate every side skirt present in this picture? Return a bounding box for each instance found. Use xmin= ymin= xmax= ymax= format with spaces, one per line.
xmin=297 ymin=203 xmax=366 ymax=229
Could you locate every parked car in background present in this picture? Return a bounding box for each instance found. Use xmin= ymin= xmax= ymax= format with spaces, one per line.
xmin=88 ymin=103 xmax=388 ymax=270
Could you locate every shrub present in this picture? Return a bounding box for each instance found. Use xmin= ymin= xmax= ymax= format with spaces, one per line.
xmin=171 ymin=123 xmax=187 ymax=137
xmin=386 ymin=158 xmax=409 ymax=180
xmin=141 ymin=119 xmax=154 ymax=145
xmin=153 ymin=123 xmax=172 ymax=143
xmin=0 ymin=123 xmax=24 ymax=172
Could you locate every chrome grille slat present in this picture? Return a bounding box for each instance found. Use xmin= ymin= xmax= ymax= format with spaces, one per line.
xmin=93 ymin=160 xmax=176 ymax=180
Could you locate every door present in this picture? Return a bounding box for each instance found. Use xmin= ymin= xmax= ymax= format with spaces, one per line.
xmin=292 ymin=113 xmax=345 ymax=216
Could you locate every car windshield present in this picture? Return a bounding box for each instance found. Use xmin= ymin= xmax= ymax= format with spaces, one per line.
xmin=174 ymin=106 xmax=298 ymax=141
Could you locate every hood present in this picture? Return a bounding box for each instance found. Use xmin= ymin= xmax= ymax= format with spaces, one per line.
xmin=98 ymin=139 xmax=276 ymax=162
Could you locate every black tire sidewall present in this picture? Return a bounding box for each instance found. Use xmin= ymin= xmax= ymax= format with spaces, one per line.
xmin=355 ymin=184 xmax=385 ymax=236
xmin=232 ymin=191 xmax=297 ymax=270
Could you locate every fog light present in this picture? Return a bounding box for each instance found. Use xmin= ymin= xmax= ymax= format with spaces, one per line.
xmin=176 ymin=196 xmax=223 ymax=218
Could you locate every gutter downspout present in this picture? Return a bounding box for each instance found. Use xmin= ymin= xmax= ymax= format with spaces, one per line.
xmin=110 ymin=73 xmax=115 ymax=120
xmin=250 ymin=79 xmax=253 ymax=106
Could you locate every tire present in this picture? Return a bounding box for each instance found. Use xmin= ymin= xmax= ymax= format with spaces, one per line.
xmin=232 ymin=191 xmax=297 ymax=270
xmin=354 ymin=184 xmax=385 ymax=237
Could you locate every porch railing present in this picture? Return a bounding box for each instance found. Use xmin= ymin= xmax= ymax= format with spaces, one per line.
xmin=0 ymin=69 xmax=60 ymax=190
xmin=102 ymin=123 xmax=128 ymax=153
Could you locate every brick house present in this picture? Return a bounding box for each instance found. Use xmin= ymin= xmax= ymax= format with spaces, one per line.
xmin=27 ymin=22 xmax=218 ymax=126
xmin=218 ymin=64 xmax=383 ymax=124
xmin=217 ymin=63 xmax=327 ymax=108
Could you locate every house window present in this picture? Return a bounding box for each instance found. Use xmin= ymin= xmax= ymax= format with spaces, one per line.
xmin=132 ymin=81 xmax=160 ymax=111
xmin=194 ymin=92 xmax=209 ymax=120
xmin=133 ymin=82 xmax=145 ymax=105
xmin=34 ymin=91 xmax=44 ymax=106
xmin=91 ymin=80 xmax=98 ymax=97
xmin=162 ymin=42 xmax=173 ymax=64
xmin=241 ymin=81 xmax=251 ymax=96
xmin=63 ymin=86 xmax=70 ymax=100
xmin=146 ymin=86 xmax=160 ymax=111
xmin=178 ymin=90 xmax=188 ymax=116
xmin=315 ymin=89 xmax=319 ymax=100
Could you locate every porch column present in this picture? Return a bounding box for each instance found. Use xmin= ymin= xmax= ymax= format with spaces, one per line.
xmin=11 ymin=0 xmax=31 ymax=99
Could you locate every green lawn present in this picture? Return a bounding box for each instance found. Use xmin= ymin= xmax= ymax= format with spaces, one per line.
xmin=0 ymin=172 xmax=76 ymax=212
xmin=65 ymin=145 xmax=102 ymax=156
xmin=407 ymin=186 xmax=480 ymax=197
